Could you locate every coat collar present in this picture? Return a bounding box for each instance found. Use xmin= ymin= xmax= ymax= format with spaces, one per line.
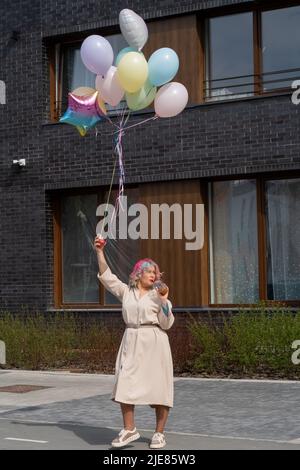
xmin=133 ymin=287 xmax=154 ymax=302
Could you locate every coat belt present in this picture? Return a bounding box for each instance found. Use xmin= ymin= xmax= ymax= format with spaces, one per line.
xmin=126 ymin=323 xmax=160 ymax=329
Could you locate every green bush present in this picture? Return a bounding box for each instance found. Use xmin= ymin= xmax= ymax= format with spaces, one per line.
xmin=188 ymin=304 xmax=300 ymax=377
xmin=187 ymin=318 xmax=225 ymax=372
xmin=0 ymin=312 xmax=121 ymax=371
xmin=1 ymin=305 xmax=300 ymax=378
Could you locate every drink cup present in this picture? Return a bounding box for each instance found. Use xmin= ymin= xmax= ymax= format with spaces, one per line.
xmin=154 ymin=281 xmax=168 ymax=296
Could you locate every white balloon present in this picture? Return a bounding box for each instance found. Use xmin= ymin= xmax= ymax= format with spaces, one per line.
xmin=119 ymin=9 xmax=148 ymax=51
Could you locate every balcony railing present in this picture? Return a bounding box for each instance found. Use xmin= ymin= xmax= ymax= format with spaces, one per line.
xmin=203 ymin=67 xmax=300 ymax=102
xmin=51 ymin=67 xmax=300 ymax=121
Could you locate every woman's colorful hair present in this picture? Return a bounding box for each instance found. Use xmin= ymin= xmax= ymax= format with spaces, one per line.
xmin=129 ymin=258 xmax=162 ymax=289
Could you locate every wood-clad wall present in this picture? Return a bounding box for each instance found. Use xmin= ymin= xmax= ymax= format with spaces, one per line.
xmin=143 ymin=15 xmax=203 ymax=104
xmin=139 ymin=180 xmax=205 ymax=306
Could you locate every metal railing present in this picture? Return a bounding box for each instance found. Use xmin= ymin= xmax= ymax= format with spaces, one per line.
xmin=51 ymin=66 xmax=300 ymax=119
xmin=203 ymin=67 xmax=300 ymax=101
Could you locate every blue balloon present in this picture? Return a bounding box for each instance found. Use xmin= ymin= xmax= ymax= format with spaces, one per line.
xmin=148 ymin=48 xmax=179 ymax=87
xmin=115 ymin=46 xmax=138 ymax=66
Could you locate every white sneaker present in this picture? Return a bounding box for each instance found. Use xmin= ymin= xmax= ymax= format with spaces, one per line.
xmin=111 ymin=427 xmax=140 ymax=448
xmin=149 ymin=432 xmax=166 ymax=449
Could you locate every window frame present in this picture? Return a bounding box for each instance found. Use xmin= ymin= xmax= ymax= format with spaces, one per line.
xmin=200 ymin=0 xmax=300 ymax=102
xmin=206 ymin=171 xmax=300 ymax=308
xmin=48 ymin=26 xmax=123 ymax=122
xmin=53 ymin=187 xmax=124 ymax=309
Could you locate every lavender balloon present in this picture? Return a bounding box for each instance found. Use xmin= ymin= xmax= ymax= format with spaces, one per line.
xmin=81 ymin=35 xmax=114 ymax=76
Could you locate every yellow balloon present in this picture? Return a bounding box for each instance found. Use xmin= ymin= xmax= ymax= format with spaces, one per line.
xmin=117 ymin=52 xmax=148 ymax=93
xmin=72 ymin=86 xmax=95 ymax=95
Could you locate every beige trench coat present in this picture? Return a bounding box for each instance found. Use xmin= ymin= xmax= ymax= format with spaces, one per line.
xmin=98 ymin=267 xmax=175 ymax=407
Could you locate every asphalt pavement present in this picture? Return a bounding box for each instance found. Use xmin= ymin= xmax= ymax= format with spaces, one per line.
xmin=0 ymin=370 xmax=300 ymax=450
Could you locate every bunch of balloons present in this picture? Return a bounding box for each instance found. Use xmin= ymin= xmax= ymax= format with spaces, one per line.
xmin=60 ymin=8 xmax=188 ymax=135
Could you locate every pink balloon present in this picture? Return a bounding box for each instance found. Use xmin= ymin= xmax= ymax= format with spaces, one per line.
xmin=154 ymin=82 xmax=188 ymax=118
xmin=95 ymin=66 xmax=124 ymax=106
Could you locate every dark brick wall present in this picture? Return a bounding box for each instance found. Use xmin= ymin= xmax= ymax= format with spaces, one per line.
xmin=0 ymin=0 xmax=300 ymax=314
xmin=41 ymin=0 xmax=253 ymax=37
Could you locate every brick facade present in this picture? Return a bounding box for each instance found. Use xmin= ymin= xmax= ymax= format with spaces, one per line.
xmin=0 ymin=0 xmax=299 ymax=315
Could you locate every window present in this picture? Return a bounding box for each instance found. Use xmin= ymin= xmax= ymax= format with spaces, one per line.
xmin=206 ymin=13 xmax=254 ymax=101
xmin=54 ymin=33 xmax=127 ymax=120
xmin=61 ymin=194 xmax=99 ymax=303
xmin=262 ymin=6 xmax=300 ymax=92
xmin=204 ymin=3 xmax=300 ymax=101
xmin=265 ymin=179 xmax=300 ymax=300
xmin=208 ymin=176 xmax=300 ymax=306
xmin=209 ymin=180 xmax=259 ymax=304
xmin=54 ymin=189 xmax=140 ymax=308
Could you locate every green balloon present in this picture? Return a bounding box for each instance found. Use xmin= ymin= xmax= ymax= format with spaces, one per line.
xmin=126 ymin=80 xmax=157 ymax=111
xmin=115 ymin=47 xmax=139 ymax=67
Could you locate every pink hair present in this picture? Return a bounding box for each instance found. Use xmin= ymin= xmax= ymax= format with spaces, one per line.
xmin=129 ymin=258 xmax=162 ymax=288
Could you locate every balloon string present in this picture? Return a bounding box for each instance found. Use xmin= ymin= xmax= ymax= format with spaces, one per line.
xmin=120 ymin=114 xmax=158 ymax=132
xmin=97 ymin=108 xmax=128 ymax=239
xmin=103 ymin=113 xmax=119 ymax=129
xmin=109 ymin=106 xmax=131 ymax=225
xmin=110 ymin=126 xmax=125 ymax=226
xmin=98 ymin=152 xmax=117 ymax=239
xmin=98 ymin=110 xmax=157 ymax=239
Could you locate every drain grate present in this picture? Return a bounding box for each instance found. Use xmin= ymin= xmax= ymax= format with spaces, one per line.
xmin=0 ymin=384 xmax=52 ymax=393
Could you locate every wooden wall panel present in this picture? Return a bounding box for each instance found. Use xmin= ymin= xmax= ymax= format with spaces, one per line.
xmin=139 ymin=180 xmax=204 ymax=306
xmin=143 ymin=15 xmax=202 ymax=104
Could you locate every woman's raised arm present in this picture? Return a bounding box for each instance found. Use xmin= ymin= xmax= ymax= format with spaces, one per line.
xmin=94 ymin=237 xmax=127 ymax=302
xmin=94 ymin=236 xmax=109 ymax=274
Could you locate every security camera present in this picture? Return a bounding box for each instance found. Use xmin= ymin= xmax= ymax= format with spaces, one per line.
xmin=12 ymin=159 xmax=26 ymax=167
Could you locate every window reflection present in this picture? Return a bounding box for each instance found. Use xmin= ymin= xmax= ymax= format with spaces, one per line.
xmin=60 ymin=33 xmax=128 ymax=115
xmin=266 ymin=179 xmax=300 ymax=300
xmin=209 ymin=180 xmax=259 ymax=304
xmin=206 ymin=13 xmax=254 ymax=101
xmin=262 ymin=6 xmax=300 ymax=92
xmin=61 ymin=194 xmax=99 ymax=303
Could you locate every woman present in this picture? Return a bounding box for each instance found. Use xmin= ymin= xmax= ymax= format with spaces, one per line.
xmin=94 ymin=236 xmax=175 ymax=449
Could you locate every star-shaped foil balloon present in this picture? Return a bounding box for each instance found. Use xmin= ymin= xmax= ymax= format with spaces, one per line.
xmin=59 ymin=88 xmax=106 ymax=136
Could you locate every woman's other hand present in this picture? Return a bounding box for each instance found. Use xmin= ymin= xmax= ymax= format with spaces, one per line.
xmin=154 ymin=282 xmax=169 ymax=301
xmin=159 ymin=287 xmax=169 ymax=302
